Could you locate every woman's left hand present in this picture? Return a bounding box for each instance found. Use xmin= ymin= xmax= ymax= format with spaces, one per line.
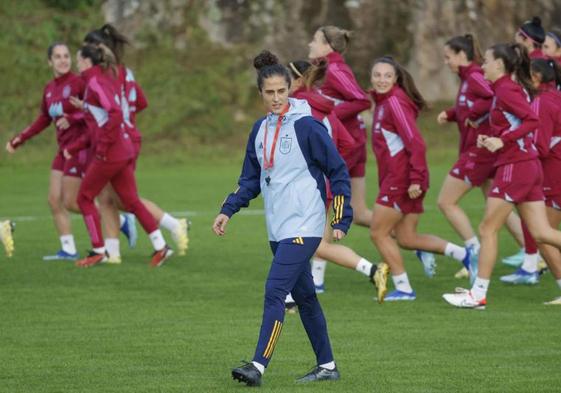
xmin=482 ymin=137 xmax=504 ymax=152
xmin=408 ymin=184 xmax=423 ymax=199
xmin=332 ymin=229 xmax=345 ymax=241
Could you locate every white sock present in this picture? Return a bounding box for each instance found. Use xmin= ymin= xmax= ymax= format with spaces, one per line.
xmin=557 ymin=279 xmax=561 ymax=290
xmin=312 ymin=258 xmax=327 ymax=286
xmin=521 ymin=253 xmax=538 ymax=273
xmin=93 ymin=246 xmax=105 ymax=255
xmin=392 ymin=272 xmax=413 ymax=293
xmin=119 ymin=214 xmax=126 ymax=227
xmin=285 ymin=293 xmax=295 ymax=304
xmin=444 ymin=243 xmax=467 ymax=262
xmin=149 ymin=230 xmax=166 ymax=251
xmin=355 ymin=258 xmax=374 ymax=277
xmin=471 ymin=277 xmax=490 ymax=301
xmin=160 ymin=213 xmax=180 ymax=233
xmin=252 ymin=361 xmax=265 ymax=375
xmin=60 ymin=235 xmax=77 ymax=255
xmin=105 ymin=238 xmax=120 ymax=258
xmin=464 ymin=236 xmax=480 ymax=253
xmin=320 ymin=361 xmax=336 ymax=370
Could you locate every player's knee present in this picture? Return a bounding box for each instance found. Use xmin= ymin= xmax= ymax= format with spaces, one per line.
xmin=437 ymin=198 xmax=453 ymax=214
xmin=478 ymin=220 xmax=497 ymax=238
xmin=47 ymin=193 xmax=61 ymax=211
xmin=395 ymin=231 xmax=415 ymax=250
xmin=63 ymin=193 xmax=78 ymax=212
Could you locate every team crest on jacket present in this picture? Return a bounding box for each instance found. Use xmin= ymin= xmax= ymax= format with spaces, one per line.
xmin=62 ymin=85 xmax=71 ymax=98
xmin=279 ymin=135 xmax=292 ymax=154
xmin=378 ymin=107 xmax=385 ymax=120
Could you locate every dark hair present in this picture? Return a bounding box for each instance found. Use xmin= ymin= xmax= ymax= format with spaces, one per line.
xmin=47 ymin=42 xmax=68 ymax=59
xmin=372 ymin=56 xmax=427 ymax=110
xmin=288 ymin=59 xmax=327 ymax=89
xmin=490 ymin=43 xmax=536 ymax=96
xmin=445 ymin=34 xmax=483 ymax=64
xmin=253 ymin=50 xmax=291 ymax=91
xmin=547 ymin=28 xmax=561 ymax=49
xmin=319 ymin=26 xmax=351 ymax=54
xmin=519 ymin=16 xmax=545 ymax=47
xmin=84 ymin=24 xmax=129 ymax=64
xmin=531 ymin=58 xmax=561 ymax=87
xmin=79 ymin=43 xmax=118 ymax=74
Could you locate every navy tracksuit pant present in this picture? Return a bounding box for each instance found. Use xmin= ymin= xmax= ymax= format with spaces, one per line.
xmin=252 ymin=237 xmax=334 ymax=367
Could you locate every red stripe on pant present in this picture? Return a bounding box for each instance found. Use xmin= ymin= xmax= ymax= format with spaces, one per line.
xmin=77 ymin=158 xmax=158 ymax=248
xmin=522 ymin=220 xmax=538 ymax=254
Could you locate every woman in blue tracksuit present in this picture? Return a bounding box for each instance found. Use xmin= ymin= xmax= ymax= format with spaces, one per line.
xmin=212 ymin=50 xmax=352 ymax=387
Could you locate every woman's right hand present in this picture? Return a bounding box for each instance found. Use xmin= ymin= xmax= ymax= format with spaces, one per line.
xmin=212 ymin=214 xmax=230 ymax=236
xmin=5 ymin=138 xmax=18 ymax=154
xmin=70 ymin=96 xmax=84 ymax=109
xmin=436 ymin=111 xmax=448 ymax=125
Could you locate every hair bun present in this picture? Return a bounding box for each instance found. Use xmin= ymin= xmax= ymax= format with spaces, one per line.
xmin=254 ymin=50 xmax=279 ymax=71
xmin=531 ymin=16 xmax=542 ymax=27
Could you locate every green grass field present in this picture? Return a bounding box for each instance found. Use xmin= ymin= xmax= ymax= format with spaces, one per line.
xmin=1 ymin=150 xmax=561 ymax=393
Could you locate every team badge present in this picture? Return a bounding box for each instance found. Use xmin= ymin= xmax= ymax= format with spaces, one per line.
xmin=62 ymin=85 xmax=71 ymax=98
xmin=461 ymin=81 xmax=468 ymax=93
xmin=378 ymin=107 xmax=385 ymax=120
xmin=279 ymin=135 xmax=292 ymax=154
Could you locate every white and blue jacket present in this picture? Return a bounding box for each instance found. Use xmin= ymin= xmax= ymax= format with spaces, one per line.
xmin=221 ymin=98 xmax=352 ymax=242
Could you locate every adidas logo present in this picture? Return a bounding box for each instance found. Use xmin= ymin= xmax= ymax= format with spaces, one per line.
xmin=258 ymin=142 xmax=263 ymax=149
xmin=505 ymin=193 xmax=513 ymax=202
xmin=492 ymin=187 xmax=500 ymax=193
xmin=452 ymin=168 xmax=460 ymax=174
xmin=69 ymin=167 xmax=77 ymax=174
xmin=381 ymin=196 xmax=389 ymax=202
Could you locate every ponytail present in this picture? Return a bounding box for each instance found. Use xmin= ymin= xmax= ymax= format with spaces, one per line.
xmin=372 ymin=56 xmax=426 ymax=110
xmin=83 ymin=23 xmax=129 ymax=64
xmin=254 ymin=50 xmax=291 ymax=91
xmin=490 ymin=43 xmax=536 ymax=97
xmin=445 ymin=33 xmax=483 ymax=64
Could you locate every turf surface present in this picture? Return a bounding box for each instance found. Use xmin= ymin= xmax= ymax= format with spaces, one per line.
xmin=1 ymin=155 xmax=560 ymax=393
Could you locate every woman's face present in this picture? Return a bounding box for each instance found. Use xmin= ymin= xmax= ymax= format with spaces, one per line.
xmin=370 ymin=62 xmax=397 ymax=94
xmin=48 ymin=45 xmax=71 ymax=76
xmin=260 ymin=75 xmax=289 ymax=114
xmin=543 ymin=35 xmax=561 ymax=57
xmin=308 ymin=30 xmax=332 ymax=60
xmin=482 ymin=49 xmax=503 ymax=82
xmin=530 ymin=71 xmax=542 ymax=89
xmin=76 ymin=51 xmax=92 ymax=73
xmin=443 ymin=45 xmax=466 ymax=74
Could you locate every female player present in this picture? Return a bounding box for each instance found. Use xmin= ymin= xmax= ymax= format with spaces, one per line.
xmin=81 ymin=25 xmax=189 ymax=262
xmin=64 ymin=44 xmax=172 ymax=268
xmin=6 ymin=43 xmax=86 ymax=261
xmin=308 ymin=26 xmax=371 ymax=227
xmin=0 ymin=220 xmax=15 ymax=257
xmin=213 ymin=51 xmax=351 ymax=386
xmin=288 ymin=59 xmax=389 ymax=301
xmin=515 ymin=17 xmax=547 ymax=59
xmin=443 ymin=43 xmax=561 ymax=309
xmin=500 ymin=59 xmax=561 ymax=290
xmin=542 ymin=28 xmax=561 ymax=65
xmin=369 ymin=56 xmax=476 ymax=301
xmin=436 ymin=34 xmax=525 ymax=278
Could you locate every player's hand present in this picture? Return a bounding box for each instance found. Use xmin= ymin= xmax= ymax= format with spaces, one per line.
xmin=482 ymin=137 xmax=504 ymax=152
xmin=213 ymin=214 xmax=229 ymax=236
xmin=408 ymin=184 xmax=423 ymax=199
xmin=5 ymin=139 xmax=17 ymax=154
xmin=70 ymin=96 xmax=84 ymax=109
xmin=477 ymin=134 xmax=488 ymax=148
xmin=56 ymin=116 xmax=70 ymax=130
xmin=436 ymin=111 xmax=448 ymax=125
xmin=464 ymin=118 xmax=478 ymax=129
xmin=63 ymin=149 xmax=72 ymax=159
xmin=332 ymin=229 xmax=345 ymax=241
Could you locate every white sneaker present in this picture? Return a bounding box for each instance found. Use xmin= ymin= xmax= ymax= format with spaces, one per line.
xmin=0 ymin=220 xmax=15 ymax=257
xmin=442 ymin=291 xmax=486 ymax=310
xmin=544 ymin=296 xmax=561 ymax=305
xmin=171 ymin=218 xmax=190 ymax=256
